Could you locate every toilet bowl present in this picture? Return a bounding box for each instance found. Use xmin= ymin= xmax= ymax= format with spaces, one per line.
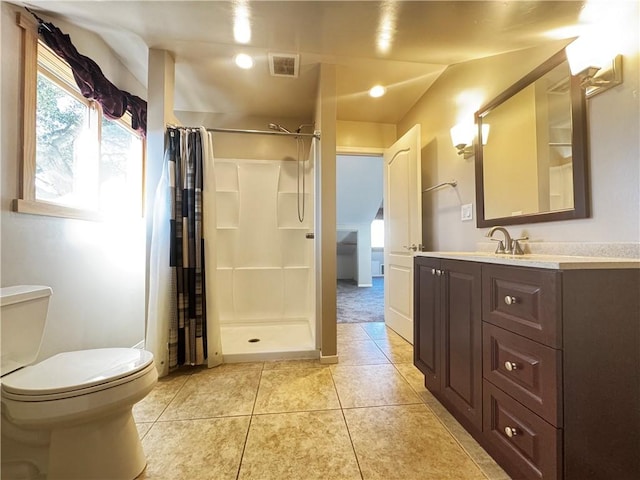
xmin=0 ymin=286 xmax=158 ymax=480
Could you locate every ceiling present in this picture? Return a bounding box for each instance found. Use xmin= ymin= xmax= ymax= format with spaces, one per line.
xmin=17 ymin=1 xmax=587 ymax=124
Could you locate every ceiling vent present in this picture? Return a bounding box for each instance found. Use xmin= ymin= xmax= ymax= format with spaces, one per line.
xmin=269 ymin=53 xmax=299 ymax=78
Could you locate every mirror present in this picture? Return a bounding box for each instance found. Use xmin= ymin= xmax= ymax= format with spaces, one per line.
xmin=475 ymin=49 xmax=589 ymax=227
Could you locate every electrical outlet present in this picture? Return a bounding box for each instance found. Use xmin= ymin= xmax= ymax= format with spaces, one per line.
xmin=461 ymin=203 xmax=473 ymax=221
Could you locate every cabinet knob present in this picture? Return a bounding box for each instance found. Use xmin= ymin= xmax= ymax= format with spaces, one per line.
xmin=504 ymin=295 xmax=518 ymax=305
xmin=504 ymin=361 xmax=518 ymax=372
xmin=431 ymin=268 xmax=436 ymax=275
xmin=436 ymin=269 xmax=444 ymax=276
xmin=504 ymin=426 xmax=519 ymax=438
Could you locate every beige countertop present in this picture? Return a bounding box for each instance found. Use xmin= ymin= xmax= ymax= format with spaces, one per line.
xmin=415 ymin=251 xmax=640 ymax=270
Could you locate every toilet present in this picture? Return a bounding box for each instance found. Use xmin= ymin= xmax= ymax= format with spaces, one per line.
xmin=0 ymin=286 xmax=158 ymax=480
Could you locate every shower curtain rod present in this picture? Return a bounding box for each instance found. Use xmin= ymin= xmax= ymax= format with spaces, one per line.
xmin=168 ymin=124 xmax=320 ymax=140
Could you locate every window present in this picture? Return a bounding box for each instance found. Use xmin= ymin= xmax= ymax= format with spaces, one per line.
xmin=16 ymin=14 xmax=144 ymax=221
xmin=371 ymin=219 xmax=384 ymax=248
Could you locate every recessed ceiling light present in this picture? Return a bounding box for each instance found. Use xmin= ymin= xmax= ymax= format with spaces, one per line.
xmin=235 ymin=53 xmax=254 ymax=69
xmin=369 ymin=85 xmax=386 ymax=98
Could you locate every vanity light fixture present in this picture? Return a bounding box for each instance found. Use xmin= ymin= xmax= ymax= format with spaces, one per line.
xmin=575 ymin=55 xmax=623 ymax=98
xmin=234 ymin=53 xmax=254 ymax=69
xmin=369 ymin=85 xmax=386 ymax=98
xmin=450 ymin=123 xmax=489 ymax=159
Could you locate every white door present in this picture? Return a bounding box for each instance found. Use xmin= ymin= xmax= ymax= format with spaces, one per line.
xmin=384 ymin=125 xmax=421 ymax=344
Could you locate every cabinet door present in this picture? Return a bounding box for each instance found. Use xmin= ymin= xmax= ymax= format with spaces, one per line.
xmin=413 ymin=257 xmax=440 ymax=392
xmin=440 ymin=259 xmax=483 ymax=431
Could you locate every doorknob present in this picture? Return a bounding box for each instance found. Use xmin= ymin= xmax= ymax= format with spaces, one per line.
xmin=403 ymin=244 xmax=418 ymax=251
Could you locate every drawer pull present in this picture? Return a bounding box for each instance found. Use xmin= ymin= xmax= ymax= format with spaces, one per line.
xmin=504 ymin=295 xmax=518 ymax=305
xmin=504 ymin=426 xmax=519 ymax=438
xmin=504 ymin=361 xmax=518 ymax=372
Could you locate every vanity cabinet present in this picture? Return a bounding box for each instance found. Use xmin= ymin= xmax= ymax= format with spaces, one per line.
xmin=414 ymin=257 xmax=482 ymax=432
xmin=414 ymin=255 xmax=640 ymax=480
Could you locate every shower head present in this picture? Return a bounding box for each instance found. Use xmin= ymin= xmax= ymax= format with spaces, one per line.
xmin=295 ymin=123 xmax=315 ymax=133
xmin=268 ymin=123 xmax=292 ymax=134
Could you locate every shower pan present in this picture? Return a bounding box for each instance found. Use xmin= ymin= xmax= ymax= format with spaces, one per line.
xmin=209 ymin=140 xmax=317 ymax=362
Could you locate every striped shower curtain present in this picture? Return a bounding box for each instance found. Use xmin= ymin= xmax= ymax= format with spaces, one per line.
xmin=167 ymin=127 xmax=207 ymax=367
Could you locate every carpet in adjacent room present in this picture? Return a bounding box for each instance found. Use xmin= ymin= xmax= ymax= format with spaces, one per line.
xmin=337 ymin=276 xmax=384 ymax=323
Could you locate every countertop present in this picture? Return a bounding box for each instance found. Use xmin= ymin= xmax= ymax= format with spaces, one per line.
xmin=415 ymin=251 xmax=640 ymax=270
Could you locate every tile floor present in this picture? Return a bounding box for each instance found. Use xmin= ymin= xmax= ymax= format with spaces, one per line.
xmin=134 ymin=322 xmax=511 ymax=480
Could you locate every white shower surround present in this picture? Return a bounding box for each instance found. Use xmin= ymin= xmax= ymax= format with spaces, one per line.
xmin=211 ymin=155 xmax=317 ymax=362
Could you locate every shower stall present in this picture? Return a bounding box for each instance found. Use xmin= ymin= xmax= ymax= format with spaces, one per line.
xmin=207 ymin=132 xmax=318 ymax=362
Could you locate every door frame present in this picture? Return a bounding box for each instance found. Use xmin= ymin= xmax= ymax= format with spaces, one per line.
xmin=335 ymin=145 xmax=386 ymax=320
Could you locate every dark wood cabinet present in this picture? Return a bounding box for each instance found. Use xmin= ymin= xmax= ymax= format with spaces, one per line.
xmin=414 ymin=256 xmax=441 ymax=392
xmin=414 ymin=257 xmax=482 ymax=432
xmin=414 ymin=255 xmax=640 ymax=480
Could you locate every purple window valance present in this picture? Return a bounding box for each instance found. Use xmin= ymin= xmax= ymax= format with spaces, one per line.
xmin=29 ymin=10 xmax=147 ymax=137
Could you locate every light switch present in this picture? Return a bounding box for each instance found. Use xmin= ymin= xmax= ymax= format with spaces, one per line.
xmin=461 ymin=203 xmax=473 ymax=221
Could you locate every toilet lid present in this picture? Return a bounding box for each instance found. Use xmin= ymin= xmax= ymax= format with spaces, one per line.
xmin=1 ymin=348 xmax=154 ymax=396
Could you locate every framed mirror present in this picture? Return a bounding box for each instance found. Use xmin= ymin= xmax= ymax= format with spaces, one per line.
xmin=475 ymin=49 xmax=589 ymax=227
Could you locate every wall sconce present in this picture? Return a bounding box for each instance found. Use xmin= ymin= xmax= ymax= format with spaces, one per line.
xmin=574 ymin=55 xmax=623 ymax=98
xmin=450 ymin=123 xmax=489 ymax=159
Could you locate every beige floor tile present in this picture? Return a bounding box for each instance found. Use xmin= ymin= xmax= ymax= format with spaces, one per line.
xmin=139 ymin=417 xmax=249 ymax=479
xmin=238 ymin=410 xmax=361 ymax=480
xmin=478 ymin=459 xmax=512 ymax=480
xmin=336 ymin=323 xmax=370 ymax=342
xmin=133 ymin=372 xmax=190 ymax=423
xmin=337 ymin=339 xmax=390 ymax=365
xmin=360 ymin=323 xmax=406 ymax=344
xmin=343 ymin=404 xmax=487 ymax=480
xmin=331 ymin=364 xmax=420 ymax=408
xmin=262 ymin=358 xmax=329 ymax=370
xmin=201 ymin=362 xmax=265 ymax=373
xmin=358 ymin=321 xmax=389 ymax=340
xmin=254 ymin=367 xmax=340 ymax=414
xmin=370 ymin=330 xmax=410 ymax=347
xmin=418 ymin=388 xmax=444 ymax=410
xmin=159 ymin=367 xmax=261 ymax=420
xmin=394 ymin=362 xmax=428 ymax=394
xmin=375 ymin=339 xmax=414 ymax=363
xmin=136 ymin=422 xmax=152 ymax=439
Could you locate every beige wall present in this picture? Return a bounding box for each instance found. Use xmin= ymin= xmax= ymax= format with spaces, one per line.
xmin=399 ymin=35 xmax=640 ymax=251
xmin=175 ymin=111 xmax=315 ymax=160
xmin=336 ymin=120 xmax=396 ymax=149
xmin=315 ymin=63 xmax=338 ymax=360
xmin=0 ymin=4 xmax=147 ymax=360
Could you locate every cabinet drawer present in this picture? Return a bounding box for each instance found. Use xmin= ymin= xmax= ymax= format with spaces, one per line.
xmin=482 ymin=265 xmax=561 ymax=348
xmin=483 ymin=381 xmax=561 ymax=480
xmin=483 ymin=323 xmax=562 ymax=426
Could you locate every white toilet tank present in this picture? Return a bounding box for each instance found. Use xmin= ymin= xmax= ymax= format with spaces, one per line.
xmin=1 ymin=286 xmax=52 ymax=377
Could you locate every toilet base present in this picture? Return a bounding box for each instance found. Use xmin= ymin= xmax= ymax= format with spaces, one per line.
xmin=47 ymin=408 xmax=146 ymax=480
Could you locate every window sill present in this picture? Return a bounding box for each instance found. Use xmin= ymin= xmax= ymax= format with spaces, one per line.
xmin=13 ymin=199 xmax=103 ymax=222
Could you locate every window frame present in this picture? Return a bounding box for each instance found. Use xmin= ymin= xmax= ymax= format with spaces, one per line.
xmin=15 ymin=13 xmax=145 ymax=221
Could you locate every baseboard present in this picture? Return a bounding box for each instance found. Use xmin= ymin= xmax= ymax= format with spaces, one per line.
xmin=223 ymin=349 xmax=319 ymax=363
xmin=320 ymin=354 xmax=339 ymax=364
xmin=357 ymin=283 xmax=373 ymax=287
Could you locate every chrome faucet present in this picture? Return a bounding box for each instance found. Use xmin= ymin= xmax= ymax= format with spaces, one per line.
xmin=486 ymin=227 xmax=528 ymax=255
xmin=487 ymin=226 xmax=511 ymax=254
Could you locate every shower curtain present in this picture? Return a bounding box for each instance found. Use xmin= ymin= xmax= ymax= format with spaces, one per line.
xmin=147 ymin=126 xmax=222 ymax=377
